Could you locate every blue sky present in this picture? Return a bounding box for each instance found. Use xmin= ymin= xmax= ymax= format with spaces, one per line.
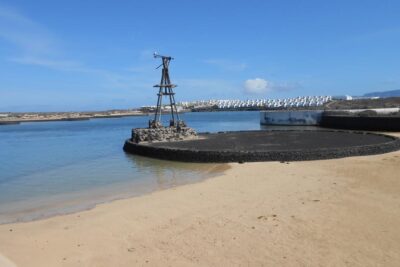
xmin=0 ymin=0 xmax=399 ymax=111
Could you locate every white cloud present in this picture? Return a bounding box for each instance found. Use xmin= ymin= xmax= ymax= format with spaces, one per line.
xmin=244 ymin=78 xmax=271 ymax=94
xmin=244 ymin=78 xmax=300 ymax=95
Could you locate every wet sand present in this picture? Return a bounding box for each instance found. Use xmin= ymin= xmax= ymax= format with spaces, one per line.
xmin=1 ymin=139 xmax=400 ymax=266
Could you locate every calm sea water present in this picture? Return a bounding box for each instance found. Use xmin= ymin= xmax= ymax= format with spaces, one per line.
xmin=0 ymin=111 xmax=262 ymax=223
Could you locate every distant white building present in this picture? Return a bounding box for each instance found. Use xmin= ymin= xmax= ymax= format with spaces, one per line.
xmin=177 ymin=95 xmax=334 ymax=110
xmin=332 ymin=95 xmax=353 ymax=101
xmin=352 ymin=96 xmax=380 ymax=100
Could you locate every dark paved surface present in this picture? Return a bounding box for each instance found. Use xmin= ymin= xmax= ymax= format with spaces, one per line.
xmin=124 ymin=130 xmax=400 ymax=163
xmin=147 ymin=131 xmax=394 ymax=151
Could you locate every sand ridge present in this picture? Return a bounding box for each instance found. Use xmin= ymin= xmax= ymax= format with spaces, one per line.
xmin=0 ymin=148 xmax=400 ymax=266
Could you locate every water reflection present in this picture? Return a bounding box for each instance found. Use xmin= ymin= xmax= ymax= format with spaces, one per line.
xmin=0 ymin=151 xmax=226 ymax=224
xmin=124 ymin=153 xmax=221 ymax=190
xmin=0 ymin=111 xmax=257 ymax=223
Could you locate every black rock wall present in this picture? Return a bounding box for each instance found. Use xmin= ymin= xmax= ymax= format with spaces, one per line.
xmin=321 ymin=115 xmax=400 ymax=131
xmin=123 ymin=131 xmax=400 ymax=163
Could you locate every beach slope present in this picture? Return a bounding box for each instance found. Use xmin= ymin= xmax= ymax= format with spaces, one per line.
xmin=1 ymin=148 xmax=400 ymax=266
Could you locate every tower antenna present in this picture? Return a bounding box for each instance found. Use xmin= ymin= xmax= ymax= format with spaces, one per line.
xmin=150 ymin=52 xmax=180 ymax=128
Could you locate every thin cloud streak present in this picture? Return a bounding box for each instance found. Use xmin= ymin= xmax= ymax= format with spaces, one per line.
xmin=10 ymin=55 xmax=155 ymax=92
xmin=0 ymin=5 xmax=156 ymax=92
xmin=204 ymin=59 xmax=247 ymax=71
xmin=9 ymin=56 xmax=82 ymax=70
xmin=177 ymin=78 xmax=241 ymax=99
xmin=0 ymin=5 xmax=56 ymax=55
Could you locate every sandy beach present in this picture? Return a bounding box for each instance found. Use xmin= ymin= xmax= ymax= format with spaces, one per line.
xmin=1 ymin=141 xmax=400 ymax=266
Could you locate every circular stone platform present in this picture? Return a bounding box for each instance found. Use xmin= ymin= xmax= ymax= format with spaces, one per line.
xmin=123 ymin=130 xmax=400 ymax=163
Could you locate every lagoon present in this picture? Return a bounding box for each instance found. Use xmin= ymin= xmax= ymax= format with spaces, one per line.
xmin=0 ymin=111 xmax=261 ymax=223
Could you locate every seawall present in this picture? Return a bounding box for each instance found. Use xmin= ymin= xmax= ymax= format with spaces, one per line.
xmin=260 ymin=108 xmax=400 ymax=131
xmin=260 ymin=110 xmax=323 ymax=126
xmin=320 ymin=116 xmax=400 ymax=131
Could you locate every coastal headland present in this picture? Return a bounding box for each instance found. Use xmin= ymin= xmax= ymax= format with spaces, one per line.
xmin=0 ymin=110 xmax=147 ymax=124
xmin=1 ymin=134 xmax=400 ymax=266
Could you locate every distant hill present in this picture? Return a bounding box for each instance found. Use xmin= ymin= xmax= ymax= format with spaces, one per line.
xmin=364 ymin=89 xmax=400 ymax=98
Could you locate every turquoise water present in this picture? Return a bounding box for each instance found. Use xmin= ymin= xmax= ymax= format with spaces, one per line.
xmin=0 ymin=111 xmax=261 ymax=223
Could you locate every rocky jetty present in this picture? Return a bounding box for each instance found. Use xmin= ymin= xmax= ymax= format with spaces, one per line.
xmin=124 ymin=130 xmax=400 ymax=163
xmin=131 ymin=126 xmax=197 ymax=143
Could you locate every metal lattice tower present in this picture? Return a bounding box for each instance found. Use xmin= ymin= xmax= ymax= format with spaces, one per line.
xmin=150 ymin=52 xmax=180 ymax=128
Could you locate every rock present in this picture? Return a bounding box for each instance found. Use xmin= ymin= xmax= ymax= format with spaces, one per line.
xmin=358 ymin=110 xmax=378 ymax=117
xmin=131 ymin=125 xmax=197 ymax=143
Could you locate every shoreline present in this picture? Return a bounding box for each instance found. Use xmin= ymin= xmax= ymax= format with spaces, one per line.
xmin=1 ymin=141 xmax=400 ymax=266
xmin=0 ymin=110 xmax=195 ymax=125
xmin=0 ymin=112 xmax=148 ymax=125
xmin=0 ymin=163 xmax=229 ymax=225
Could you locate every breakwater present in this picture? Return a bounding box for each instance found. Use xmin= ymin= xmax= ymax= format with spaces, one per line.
xmin=320 ymin=115 xmax=400 ymax=131
xmin=123 ymin=130 xmax=400 ymax=163
xmin=260 ymin=108 xmax=400 ymax=131
xmin=260 ymin=110 xmax=323 ymax=126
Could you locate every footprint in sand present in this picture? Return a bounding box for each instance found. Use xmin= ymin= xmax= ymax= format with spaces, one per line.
xmin=257 ymin=214 xmax=278 ymax=221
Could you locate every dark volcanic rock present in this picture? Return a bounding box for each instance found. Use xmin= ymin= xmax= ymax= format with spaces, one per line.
xmin=358 ymin=110 xmax=378 ymax=117
xmin=123 ymin=130 xmax=400 ymax=163
xmin=132 ymin=126 xmax=197 ymax=143
xmin=321 ymin=115 xmax=400 ymax=131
